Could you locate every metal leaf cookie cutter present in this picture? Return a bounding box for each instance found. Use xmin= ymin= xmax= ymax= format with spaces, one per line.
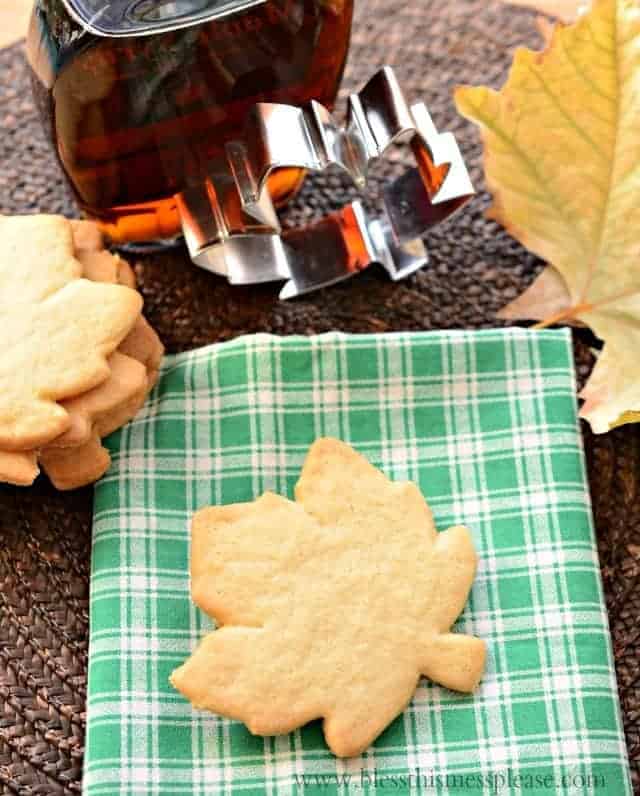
xmin=177 ymin=66 xmax=474 ymax=299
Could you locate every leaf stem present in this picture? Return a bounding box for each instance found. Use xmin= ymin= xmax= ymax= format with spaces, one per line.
xmin=532 ymin=303 xmax=593 ymax=329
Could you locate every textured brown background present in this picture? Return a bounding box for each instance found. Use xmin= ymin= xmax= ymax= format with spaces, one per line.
xmin=1 ymin=0 xmax=639 ymax=792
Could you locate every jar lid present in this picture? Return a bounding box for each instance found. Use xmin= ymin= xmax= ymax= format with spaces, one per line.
xmin=61 ymin=0 xmax=265 ymax=37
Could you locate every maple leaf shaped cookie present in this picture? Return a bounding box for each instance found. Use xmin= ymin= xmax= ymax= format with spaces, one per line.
xmin=0 ymin=215 xmax=142 ymax=450
xmin=171 ymin=438 xmax=485 ymax=757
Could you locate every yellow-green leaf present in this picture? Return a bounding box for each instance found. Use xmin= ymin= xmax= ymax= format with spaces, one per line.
xmin=455 ymin=0 xmax=640 ymax=434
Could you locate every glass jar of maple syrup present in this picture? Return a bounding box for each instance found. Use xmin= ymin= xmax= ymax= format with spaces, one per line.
xmin=27 ymin=0 xmax=353 ymax=243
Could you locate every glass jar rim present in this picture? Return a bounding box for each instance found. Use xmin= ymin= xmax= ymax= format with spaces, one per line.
xmin=59 ymin=0 xmax=266 ymax=37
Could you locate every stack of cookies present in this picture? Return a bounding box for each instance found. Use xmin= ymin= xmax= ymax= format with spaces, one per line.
xmin=0 ymin=214 xmax=164 ymax=490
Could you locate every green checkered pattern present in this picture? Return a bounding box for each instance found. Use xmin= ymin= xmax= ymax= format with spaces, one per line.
xmin=85 ymin=329 xmax=631 ymax=795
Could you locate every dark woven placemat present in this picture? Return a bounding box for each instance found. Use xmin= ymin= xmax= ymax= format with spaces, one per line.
xmin=1 ymin=0 xmax=638 ymax=792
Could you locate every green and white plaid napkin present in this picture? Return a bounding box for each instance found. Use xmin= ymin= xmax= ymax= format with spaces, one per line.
xmin=85 ymin=329 xmax=631 ymax=795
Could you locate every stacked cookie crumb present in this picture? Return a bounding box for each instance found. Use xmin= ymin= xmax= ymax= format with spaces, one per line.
xmin=0 ymin=214 xmax=164 ymax=490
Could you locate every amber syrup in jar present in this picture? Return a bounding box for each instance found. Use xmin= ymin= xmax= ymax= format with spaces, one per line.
xmin=28 ymin=0 xmax=353 ymax=243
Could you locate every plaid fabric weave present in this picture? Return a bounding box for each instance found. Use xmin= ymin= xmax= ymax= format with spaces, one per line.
xmin=85 ymin=329 xmax=631 ymax=795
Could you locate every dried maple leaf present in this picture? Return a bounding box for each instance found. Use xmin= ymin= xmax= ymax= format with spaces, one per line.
xmin=171 ymin=438 xmax=485 ymax=758
xmin=455 ymin=0 xmax=640 ymax=433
